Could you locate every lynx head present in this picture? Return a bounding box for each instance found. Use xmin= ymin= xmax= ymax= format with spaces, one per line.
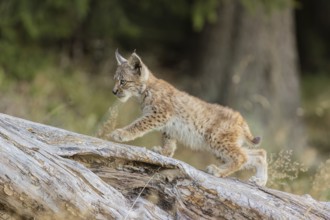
xmin=112 ymin=49 xmax=150 ymax=102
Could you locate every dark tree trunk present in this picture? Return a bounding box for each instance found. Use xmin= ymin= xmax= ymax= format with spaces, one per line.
xmin=192 ymin=1 xmax=305 ymax=151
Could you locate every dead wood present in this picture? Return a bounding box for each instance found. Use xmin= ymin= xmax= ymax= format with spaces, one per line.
xmin=0 ymin=113 xmax=329 ymax=219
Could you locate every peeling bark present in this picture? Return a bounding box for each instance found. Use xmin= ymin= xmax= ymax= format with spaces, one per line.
xmin=0 ymin=113 xmax=329 ymax=219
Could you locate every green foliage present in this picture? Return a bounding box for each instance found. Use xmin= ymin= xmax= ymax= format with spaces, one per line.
xmin=0 ymin=65 xmax=113 ymax=134
xmin=301 ymin=75 xmax=330 ymax=152
xmin=84 ymin=0 xmax=140 ymax=40
xmin=0 ymin=0 xmax=90 ymax=79
xmin=191 ymin=0 xmax=219 ymax=31
xmin=112 ymin=0 xmax=192 ymax=49
xmin=0 ymin=0 xmax=299 ymax=80
xmin=311 ymin=159 xmax=330 ymax=201
xmin=0 ymin=0 xmax=190 ymax=79
xmin=0 ymin=41 xmax=51 ymax=80
xmin=0 ymin=0 xmax=90 ymax=40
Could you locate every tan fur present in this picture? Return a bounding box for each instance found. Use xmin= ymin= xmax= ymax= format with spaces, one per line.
xmin=110 ymin=50 xmax=268 ymax=186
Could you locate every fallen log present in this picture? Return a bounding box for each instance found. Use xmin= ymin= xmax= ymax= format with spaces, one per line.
xmin=0 ymin=113 xmax=329 ymax=219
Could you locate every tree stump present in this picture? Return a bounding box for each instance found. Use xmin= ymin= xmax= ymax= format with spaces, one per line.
xmin=0 ymin=113 xmax=329 ymax=219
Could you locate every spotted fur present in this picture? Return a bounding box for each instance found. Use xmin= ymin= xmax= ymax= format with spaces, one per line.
xmin=110 ymin=50 xmax=268 ymax=186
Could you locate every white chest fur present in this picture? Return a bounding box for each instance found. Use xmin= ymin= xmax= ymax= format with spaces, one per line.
xmin=161 ymin=117 xmax=206 ymax=150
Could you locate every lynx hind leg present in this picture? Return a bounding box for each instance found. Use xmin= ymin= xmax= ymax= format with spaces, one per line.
xmin=242 ymin=148 xmax=268 ymax=186
xmin=152 ymin=132 xmax=177 ymax=157
xmin=206 ymin=146 xmax=247 ymax=178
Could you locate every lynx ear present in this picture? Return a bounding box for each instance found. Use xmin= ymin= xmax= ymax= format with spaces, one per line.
xmin=128 ymin=52 xmax=149 ymax=81
xmin=115 ymin=49 xmax=127 ymax=65
xmin=128 ymin=52 xmax=142 ymax=70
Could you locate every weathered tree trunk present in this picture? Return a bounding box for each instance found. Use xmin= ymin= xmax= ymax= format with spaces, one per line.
xmin=0 ymin=113 xmax=328 ymax=220
xmin=192 ymin=1 xmax=305 ymax=151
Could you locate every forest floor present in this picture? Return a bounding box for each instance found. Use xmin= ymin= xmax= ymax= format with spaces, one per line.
xmin=0 ymin=64 xmax=329 ymax=201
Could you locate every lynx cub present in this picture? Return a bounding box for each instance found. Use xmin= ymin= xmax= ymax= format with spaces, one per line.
xmin=110 ymin=50 xmax=268 ymax=186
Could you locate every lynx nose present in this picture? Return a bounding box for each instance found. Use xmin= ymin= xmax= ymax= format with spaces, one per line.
xmin=112 ymin=89 xmax=118 ymax=95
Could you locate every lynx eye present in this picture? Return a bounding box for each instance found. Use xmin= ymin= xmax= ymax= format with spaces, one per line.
xmin=120 ymin=80 xmax=127 ymax=86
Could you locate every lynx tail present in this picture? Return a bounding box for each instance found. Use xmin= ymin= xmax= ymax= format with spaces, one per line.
xmin=243 ymin=124 xmax=261 ymax=146
xmin=251 ymin=136 xmax=261 ymax=145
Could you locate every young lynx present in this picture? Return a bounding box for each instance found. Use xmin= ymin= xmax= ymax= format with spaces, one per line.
xmin=110 ymin=50 xmax=268 ymax=186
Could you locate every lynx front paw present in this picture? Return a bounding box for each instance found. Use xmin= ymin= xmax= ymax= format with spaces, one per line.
xmin=206 ymin=165 xmax=224 ymax=177
xmin=151 ymin=146 xmax=175 ymax=157
xmin=151 ymin=146 xmax=163 ymax=154
xmin=249 ymin=176 xmax=267 ymax=186
xmin=108 ymin=129 xmax=131 ymax=142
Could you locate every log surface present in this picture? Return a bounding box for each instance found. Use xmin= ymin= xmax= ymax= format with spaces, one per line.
xmin=0 ymin=113 xmax=329 ymax=219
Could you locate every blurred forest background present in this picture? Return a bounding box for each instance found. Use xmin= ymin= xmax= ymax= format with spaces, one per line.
xmin=0 ymin=0 xmax=329 ymax=200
